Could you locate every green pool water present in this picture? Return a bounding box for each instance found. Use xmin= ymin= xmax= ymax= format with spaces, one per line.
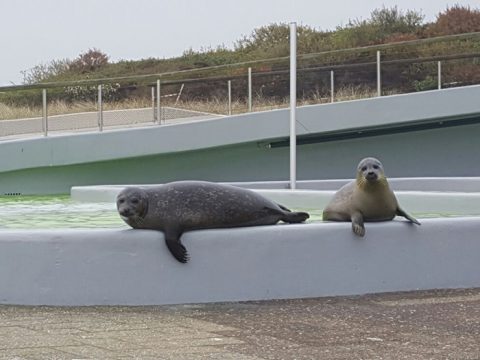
xmin=0 ymin=196 xmax=127 ymax=229
xmin=0 ymin=195 xmax=465 ymax=230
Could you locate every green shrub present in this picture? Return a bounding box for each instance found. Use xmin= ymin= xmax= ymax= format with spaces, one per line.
xmin=413 ymin=76 xmax=438 ymax=91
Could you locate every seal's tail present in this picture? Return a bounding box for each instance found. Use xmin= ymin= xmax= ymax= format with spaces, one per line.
xmin=277 ymin=204 xmax=309 ymax=223
xmin=281 ymin=211 xmax=310 ymax=223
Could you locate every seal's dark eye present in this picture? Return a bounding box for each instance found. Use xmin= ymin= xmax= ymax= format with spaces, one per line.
xmin=131 ymin=198 xmax=139 ymax=204
xmin=118 ymin=199 xmax=125 ymax=204
xmin=361 ymin=166 xmax=367 ymax=171
xmin=373 ymin=165 xmax=379 ymax=169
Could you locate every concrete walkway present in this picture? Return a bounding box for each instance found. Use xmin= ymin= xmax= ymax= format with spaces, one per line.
xmin=1 ymin=288 xmax=479 ymax=359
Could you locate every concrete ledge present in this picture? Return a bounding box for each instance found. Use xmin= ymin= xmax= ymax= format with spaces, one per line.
xmin=1 ymin=218 xmax=480 ymax=306
xmin=71 ymin=183 xmax=480 ymax=215
xmin=227 ymin=177 xmax=480 ymax=192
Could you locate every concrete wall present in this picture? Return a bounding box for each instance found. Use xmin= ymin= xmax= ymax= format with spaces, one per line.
xmin=1 ymin=218 xmax=479 ymax=306
xmin=227 ymin=178 xmax=480 ymax=192
xmin=2 ymin=121 xmax=480 ymax=195
xmin=1 ymin=85 xmax=480 ymax=195
xmin=0 ymin=121 xmax=480 ymax=194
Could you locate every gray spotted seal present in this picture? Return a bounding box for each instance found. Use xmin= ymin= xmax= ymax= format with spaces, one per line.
xmin=117 ymin=180 xmax=310 ymax=263
xmin=322 ymin=157 xmax=420 ymax=236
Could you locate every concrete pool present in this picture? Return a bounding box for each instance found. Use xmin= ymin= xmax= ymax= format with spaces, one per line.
xmin=2 ymin=183 xmax=479 ymax=229
xmin=0 ymin=178 xmax=479 ymax=306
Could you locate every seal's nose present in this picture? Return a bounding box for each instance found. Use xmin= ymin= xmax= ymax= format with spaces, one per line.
xmin=119 ymin=208 xmax=132 ymax=217
xmin=366 ymin=171 xmax=378 ymax=181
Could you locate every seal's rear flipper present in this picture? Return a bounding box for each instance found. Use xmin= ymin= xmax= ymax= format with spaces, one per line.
xmin=281 ymin=211 xmax=310 ymax=223
xmin=164 ymin=228 xmax=189 ymax=263
xmin=277 ymin=203 xmax=292 ymax=212
xmin=396 ymin=207 xmax=421 ymax=225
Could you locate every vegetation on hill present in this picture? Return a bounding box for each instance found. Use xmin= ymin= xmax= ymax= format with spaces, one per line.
xmin=2 ymin=5 xmax=480 ymax=108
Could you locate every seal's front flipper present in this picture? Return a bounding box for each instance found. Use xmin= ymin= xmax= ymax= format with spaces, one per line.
xmin=396 ymin=207 xmax=421 ymax=225
xmin=164 ymin=228 xmax=189 ymax=263
xmin=351 ymin=212 xmax=365 ymax=237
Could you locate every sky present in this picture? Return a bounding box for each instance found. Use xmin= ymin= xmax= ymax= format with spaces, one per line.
xmin=0 ymin=0 xmax=478 ymax=86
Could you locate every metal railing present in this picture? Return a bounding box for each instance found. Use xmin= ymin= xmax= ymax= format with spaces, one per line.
xmin=0 ymin=32 xmax=479 ymax=138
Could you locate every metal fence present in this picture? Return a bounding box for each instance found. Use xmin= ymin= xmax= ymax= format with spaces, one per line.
xmin=1 ymin=32 xmax=479 ymax=139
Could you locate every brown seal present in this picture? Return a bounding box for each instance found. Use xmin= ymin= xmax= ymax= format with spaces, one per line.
xmin=117 ymin=180 xmax=310 ymax=263
xmin=323 ymin=157 xmax=420 ymax=236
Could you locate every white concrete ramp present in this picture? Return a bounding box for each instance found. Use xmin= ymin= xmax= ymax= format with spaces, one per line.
xmin=1 ymin=218 xmax=480 ymax=306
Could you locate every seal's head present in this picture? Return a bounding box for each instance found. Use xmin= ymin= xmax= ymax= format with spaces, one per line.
xmin=116 ymin=187 xmax=149 ymax=228
xmin=356 ymin=157 xmax=386 ymax=186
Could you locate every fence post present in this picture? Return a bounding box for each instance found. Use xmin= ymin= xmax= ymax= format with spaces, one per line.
xmin=42 ymin=89 xmax=48 ymax=136
xmin=289 ymin=22 xmax=297 ymax=190
xmin=156 ymin=79 xmax=161 ymax=124
xmin=248 ymin=67 xmax=252 ymax=112
xmin=175 ymin=83 xmax=185 ymax=106
xmin=151 ymin=86 xmax=155 ymax=122
xmin=377 ymin=50 xmax=381 ymax=97
xmin=330 ymin=70 xmax=334 ymax=103
xmin=228 ymin=80 xmax=232 ymax=115
xmin=97 ymin=84 xmax=103 ymax=132
xmin=438 ymin=61 xmax=442 ymax=90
